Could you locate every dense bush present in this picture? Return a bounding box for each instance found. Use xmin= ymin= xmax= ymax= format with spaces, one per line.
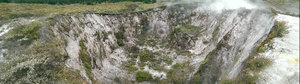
xmin=136 ymin=71 xmax=153 ymax=82
xmin=0 ymin=0 xmax=156 ymax=4
xmin=21 ymin=22 xmax=41 ymax=40
xmin=4 ymin=22 xmax=41 ymax=41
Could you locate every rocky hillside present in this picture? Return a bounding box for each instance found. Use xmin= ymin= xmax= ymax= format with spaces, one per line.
xmin=0 ymin=2 xmax=276 ymax=84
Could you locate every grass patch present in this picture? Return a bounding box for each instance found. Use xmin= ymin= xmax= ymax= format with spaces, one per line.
xmin=136 ymin=71 xmax=153 ymax=82
xmin=0 ymin=0 xmax=157 ymax=5
xmin=0 ymin=2 xmax=163 ymax=20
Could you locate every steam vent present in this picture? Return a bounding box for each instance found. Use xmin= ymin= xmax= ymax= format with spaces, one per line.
xmin=0 ymin=0 xmax=299 ymax=84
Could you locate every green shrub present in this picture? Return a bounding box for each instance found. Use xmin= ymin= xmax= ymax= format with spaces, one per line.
xmin=166 ymin=69 xmax=185 ymax=84
xmin=162 ymin=56 xmax=173 ymax=65
xmin=246 ymin=57 xmax=272 ymax=72
xmin=114 ymin=77 xmax=121 ymax=83
xmin=129 ymin=46 xmax=140 ymax=54
xmin=79 ymin=50 xmax=91 ymax=70
xmin=22 ymin=22 xmax=41 ymax=39
xmin=127 ymin=65 xmax=138 ymax=73
xmin=139 ymin=50 xmax=155 ymax=62
xmin=136 ymin=71 xmax=153 ymax=82
xmin=5 ymin=22 xmax=42 ymax=41
xmin=172 ymin=63 xmax=181 ymax=69
xmin=178 ymin=24 xmax=200 ymax=34
xmin=110 ymin=45 xmax=117 ymax=51
xmin=273 ymin=21 xmax=288 ymax=37
xmin=79 ymin=40 xmax=87 ymax=50
xmin=78 ymin=39 xmax=93 ymax=80
xmin=192 ymin=74 xmax=202 ymax=84
xmin=115 ymin=31 xmax=126 ymax=40
xmin=117 ymin=39 xmax=125 ymax=46
xmin=268 ymin=21 xmax=288 ymax=39
xmin=221 ymin=79 xmax=235 ymax=84
xmin=115 ymin=31 xmax=126 ymax=46
xmin=258 ymin=46 xmax=265 ymax=52
xmin=241 ymin=73 xmax=259 ymax=84
xmin=138 ymin=61 xmax=146 ymax=67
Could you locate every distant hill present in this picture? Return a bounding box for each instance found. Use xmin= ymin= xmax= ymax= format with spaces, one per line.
xmin=0 ymin=0 xmax=156 ymax=5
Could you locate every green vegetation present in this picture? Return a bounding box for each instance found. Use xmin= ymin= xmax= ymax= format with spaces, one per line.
xmin=212 ymin=25 xmax=220 ymax=40
xmin=129 ymin=46 xmax=140 ymax=54
xmin=115 ymin=30 xmax=126 ymax=46
xmin=257 ymin=20 xmax=287 ymax=53
xmin=136 ymin=17 xmax=149 ymax=45
xmin=125 ymin=59 xmax=138 ymax=73
xmin=0 ymin=0 xmax=156 ymax=5
xmin=55 ymin=68 xmax=87 ymax=83
xmin=0 ymin=2 xmax=163 ymax=20
xmin=220 ymin=79 xmax=235 ymax=84
xmin=246 ymin=57 xmax=272 ymax=72
xmin=162 ymin=56 xmax=173 ymax=65
xmin=257 ymin=46 xmax=265 ymax=52
xmin=271 ymin=21 xmax=288 ymax=38
xmin=191 ymin=52 xmax=215 ymax=83
xmin=136 ymin=71 xmax=153 ymax=82
xmin=114 ymin=77 xmax=121 ymax=83
xmin=171 ymin=63 xmax=182 ymax=69
xmin=166 ymin=63 xmax=188 ymax=84
xmin=78 ymin=39 xmax=93 ymax=80
xmin=167 ymin=25 xmax=195 ymax=50
xmin=128 ymin=65 xmax=138 ymax=72
xmin=192 ymin=74 xmax=202 ymax=84
xmin=139 ymin=50 xmax=155 ymax=62
xmin=178 ymin=24 xmax=200 ymax=35
xmin=4 ymin=22 xmax=41 ymax=41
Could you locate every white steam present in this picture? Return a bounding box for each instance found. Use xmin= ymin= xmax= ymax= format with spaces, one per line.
xmin=208 ymin=0 xmax=256 ymax=12
xmin=192 ymin=0 xmax=257 ymax=13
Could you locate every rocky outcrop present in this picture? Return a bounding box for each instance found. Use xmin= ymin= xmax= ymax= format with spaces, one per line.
xmin=0 ymin=3 xmax=275 ymax=84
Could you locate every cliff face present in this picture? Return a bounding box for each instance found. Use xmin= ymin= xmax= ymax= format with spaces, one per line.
xmin=0 ymin=3 xmax=275 ymax=84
